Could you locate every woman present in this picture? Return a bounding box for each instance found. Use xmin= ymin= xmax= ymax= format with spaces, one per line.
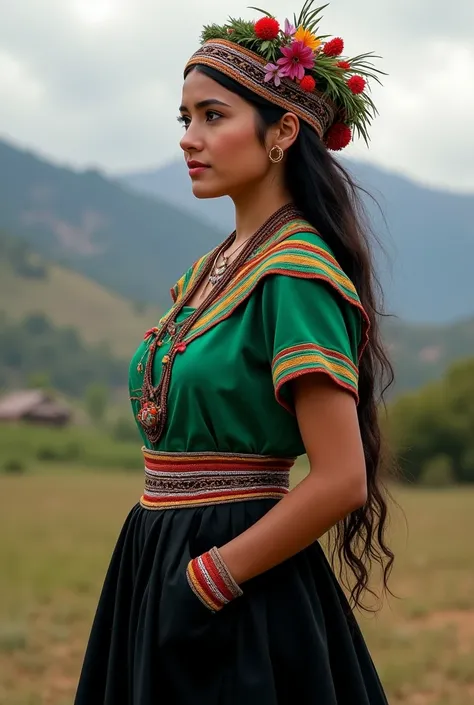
xmin=75 ymin=4 xmax=394 ymax=704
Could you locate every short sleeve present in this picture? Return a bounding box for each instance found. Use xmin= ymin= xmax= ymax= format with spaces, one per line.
xmin=261 ymin=273 xmax=363 ymax=413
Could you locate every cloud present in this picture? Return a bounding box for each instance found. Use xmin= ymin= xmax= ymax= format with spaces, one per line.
xmin=0 ymin=0 xmax=473 ymax=191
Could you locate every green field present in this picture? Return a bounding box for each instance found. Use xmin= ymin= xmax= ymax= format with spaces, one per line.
xmin=0 ymin=260 xmax=160 ymax=359
xmin=0 ymin=472 xmax=473 ymax=705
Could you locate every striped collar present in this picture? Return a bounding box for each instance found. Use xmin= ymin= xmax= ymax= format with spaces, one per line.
xmin=169 ymin=218 xmax=369 ymax=356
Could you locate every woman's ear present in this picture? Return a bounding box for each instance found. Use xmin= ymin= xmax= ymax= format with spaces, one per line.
xmin=275 ymin=113 xmax=300 ymax=152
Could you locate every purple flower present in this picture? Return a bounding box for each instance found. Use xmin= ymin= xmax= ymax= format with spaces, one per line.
xmin=264 ymin=62 xmax=285 ymax=87
xmin=277 ymin=40 xmax=315 ymax=81
xmin=283 ymin=18 xmax=296 ymax=37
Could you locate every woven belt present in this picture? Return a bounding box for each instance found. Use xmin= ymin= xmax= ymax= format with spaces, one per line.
xmin=140 ymin=449 xmax=295 ymax=510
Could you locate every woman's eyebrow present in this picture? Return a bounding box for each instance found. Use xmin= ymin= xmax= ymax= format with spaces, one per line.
xmin=179 ymin=98 xmax=232 ymax=112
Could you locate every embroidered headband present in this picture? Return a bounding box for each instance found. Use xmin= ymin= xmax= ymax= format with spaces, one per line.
xmin=184 ymin=2 xmax=384 ymax=151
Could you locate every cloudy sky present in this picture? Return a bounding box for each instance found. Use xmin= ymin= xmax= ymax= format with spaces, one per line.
xmin=1 ymin=0 xmax=473 ymax=192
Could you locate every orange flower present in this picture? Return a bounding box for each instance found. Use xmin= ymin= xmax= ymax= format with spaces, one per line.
xmin=294 ymin=26 xmax=321 ymax=52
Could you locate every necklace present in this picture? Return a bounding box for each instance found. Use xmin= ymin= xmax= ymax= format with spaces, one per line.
xmin=208 ymin=237 xmax=248 ymax=286
xmin=135 ymin=319 xmax=185 ymax=373
xmin=135 ymin=203 xmax=300 ymax=444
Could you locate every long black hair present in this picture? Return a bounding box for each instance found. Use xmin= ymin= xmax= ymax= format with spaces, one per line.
xmin=186 ymin=64 xmax=395 ymax=610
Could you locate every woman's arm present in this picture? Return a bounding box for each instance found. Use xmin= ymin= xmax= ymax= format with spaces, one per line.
xmin=217 ymin=372 xmax=367 ymax=585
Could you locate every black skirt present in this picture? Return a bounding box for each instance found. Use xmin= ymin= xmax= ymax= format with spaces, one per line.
xmin=74 ymin=500 xmax=388 ymax=704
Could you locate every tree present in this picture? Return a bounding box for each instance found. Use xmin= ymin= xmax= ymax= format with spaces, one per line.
xmin=419 ymin=455 xmax=455 ymax=487
xmin=388 ymin=357 xmax=474 ymax=483
xmin=85 ymin=383 xmax=109 ymax=424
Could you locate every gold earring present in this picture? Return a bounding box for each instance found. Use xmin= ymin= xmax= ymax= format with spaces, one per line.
xmin=269 ymin=145 xmax=284 ymax=163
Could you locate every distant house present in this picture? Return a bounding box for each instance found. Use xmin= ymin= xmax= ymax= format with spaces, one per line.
xmin=0 ymin=390 xmax=72 ymax=427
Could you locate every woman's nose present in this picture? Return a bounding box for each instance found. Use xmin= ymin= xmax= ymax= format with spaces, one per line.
xmin=179 ymin=122 xmax=203 ymax=154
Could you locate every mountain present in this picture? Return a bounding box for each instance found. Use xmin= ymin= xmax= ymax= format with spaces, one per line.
xmin=1 ymin=135 xmax=474 ymax=395
xmin=1 ymin=225 xmax=474 ymax=397
xmin=120 ymin=159 xmax=474 ymax=324
xmin=2 ymin=135 xmax=473 ymax=324
xmin=0 ymin=139 xmax=224 ymax=308
xmin=0 ymin=229 xmax=159 ymax=359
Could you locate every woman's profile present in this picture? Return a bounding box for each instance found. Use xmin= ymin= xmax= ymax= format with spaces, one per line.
xmin=75 ymin=3 xmax=394 ymax=703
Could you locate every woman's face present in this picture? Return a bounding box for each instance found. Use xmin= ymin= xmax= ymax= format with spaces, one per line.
xmin=179 ymin=69 xmax=271 ymax=200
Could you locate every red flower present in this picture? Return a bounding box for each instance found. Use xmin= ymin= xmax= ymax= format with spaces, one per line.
xmin=325 ymin=123 xmax=352 ymax=151
xmin=300 ymin=75 xmax=316 ymax=92
xmin=323 ymin=37 xmax=344 ymax=57
xmin=347 ymin=75 xmax=366 ymax=94
xmin=254 ymin=17 xmax=280 ymax=40
xmin=337 ymin=60 xmax=351 ymax=70
xmin=176 ymin=343 xmax=187 ymax=353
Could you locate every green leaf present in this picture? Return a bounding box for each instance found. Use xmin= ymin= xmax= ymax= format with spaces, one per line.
xmin=300 ymin=2 xmax=330 ymax=28
xmin=295 ymin=0 xmax=311 ymax=27
xmin=302 ymin=4 xmax=328 ymax=32
xmin=247 ymin=6 xmax=274 ymax=18
xmin=201 ymin=23 xmax=228 ymax=42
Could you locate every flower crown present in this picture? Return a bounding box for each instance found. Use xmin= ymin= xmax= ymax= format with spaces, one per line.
xmin=191 ymin=1 xmax=384 ymax=150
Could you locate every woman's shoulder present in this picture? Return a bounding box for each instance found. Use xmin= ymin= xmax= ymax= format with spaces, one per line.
xmin=269 ymin=221 xmax=336 ymax=262
xmin=281 ymin=224 xmax=334 ymax=254
xmin=259 ymin=220 xmax=361 ymax=306
xmin=257 ymin=217 xmax=339 ymax=273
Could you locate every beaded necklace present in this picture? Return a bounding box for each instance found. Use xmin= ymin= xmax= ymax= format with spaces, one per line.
xmin=135 ymin=203 xmax=300 ymax=445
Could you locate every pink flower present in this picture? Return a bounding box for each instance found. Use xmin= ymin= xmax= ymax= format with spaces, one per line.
xmin=283 ymin=18 xmax=296 ymax=37
xmin=277 ymin=41 xmax=315 ymax=81
xmin=264 ymin=62 xmax=285 ymax=87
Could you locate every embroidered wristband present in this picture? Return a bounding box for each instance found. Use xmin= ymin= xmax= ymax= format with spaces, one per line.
xmin=186 ymin=546 xmax=244 ymax=612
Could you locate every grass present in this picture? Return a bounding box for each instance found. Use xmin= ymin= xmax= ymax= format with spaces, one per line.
xmin=0 ymin=471 xmax=473 ymax=705
xmin=0 ymin=423 xmax=142 ymax=474
xmin=0 ymin=261 xmax=160 ymax=359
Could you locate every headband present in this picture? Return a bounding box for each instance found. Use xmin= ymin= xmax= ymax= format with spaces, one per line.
xmin=184 ymin=2 xmax=384 ymax=150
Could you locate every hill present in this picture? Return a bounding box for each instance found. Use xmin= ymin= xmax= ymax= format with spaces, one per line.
xmin=0 ymin=231 xmax=159 ymax=359
xmin=2 ymin=228 xmax=474 ymax=397
xmin=1 ymin=135 xmax=473 ymax=395
xmin=2 ymin=136 xmax=473 ymax=324
xmin=385 ymin=316 xmax=474 ymax=395
xmin=0 ymin=138 xmax=224 ymax=308
xmin=121 ymin=158 xmax=474 ymax=324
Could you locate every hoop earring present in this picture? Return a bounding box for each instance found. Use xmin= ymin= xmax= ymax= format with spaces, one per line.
xmin=269 ymin=145 xmax=284 ymax=163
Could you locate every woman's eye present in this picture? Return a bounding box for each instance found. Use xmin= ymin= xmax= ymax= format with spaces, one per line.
xmin=177 ymin=111 xmax=222 ymax=129
xmin=206 ymin=110 xmax=222 ymax=123
xmin=177 ymin=115 xmax=190 ymax=129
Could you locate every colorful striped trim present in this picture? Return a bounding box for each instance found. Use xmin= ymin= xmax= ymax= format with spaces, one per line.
xmin=186 ymin=546 xmax=243 ymax=612
xmin=140 ymin=449 xmax=294 ymax=510
xmin=167 ymin=222 xmax=369 ymax=374
xmin=171 ymin=253 xmax=211 ymax=304
xmin=182 ymin=230 xmax=370 ymax=361
xmin=273 ymin=343 xmax=360 ymax=412
xmin=170 ymin=219 xmax=313 ymax=305
xmin=170 ymin=275 xmax=185 ymax=304
xmin=164 ymin=253 xmax=213 ymax=337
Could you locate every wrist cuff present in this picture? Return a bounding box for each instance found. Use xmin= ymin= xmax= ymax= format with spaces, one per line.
xmin=186 ymin=546 xmax=243 ymax=612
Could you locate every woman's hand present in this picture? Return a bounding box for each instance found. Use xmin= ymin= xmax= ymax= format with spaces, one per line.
xmin=217 ymin=372 xmax=367 ymax=586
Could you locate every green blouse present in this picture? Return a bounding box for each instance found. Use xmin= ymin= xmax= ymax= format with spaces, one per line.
xmin=129 ymin=220 xmax=368 ymax=458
